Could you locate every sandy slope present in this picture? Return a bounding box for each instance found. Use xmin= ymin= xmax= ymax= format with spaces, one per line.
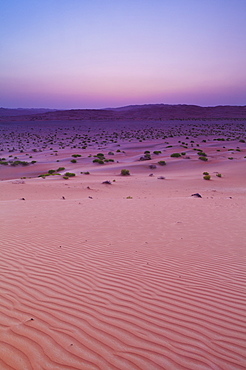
xmin=0 ymin=120 xmax=246 ymax=369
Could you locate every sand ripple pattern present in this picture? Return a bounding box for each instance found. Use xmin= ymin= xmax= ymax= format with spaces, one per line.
xmin=0 ymin=199 xmax=246 ymax=369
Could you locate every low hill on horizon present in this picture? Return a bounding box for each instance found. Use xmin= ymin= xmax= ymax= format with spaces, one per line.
xmin=0 ymin=108 xmax=56 ymax=117
xmin=1 ymin=104 xmax=246 ymax=121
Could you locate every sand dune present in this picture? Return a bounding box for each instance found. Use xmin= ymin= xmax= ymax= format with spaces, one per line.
xmin=0 ymin=119 xmax=246 ymax=369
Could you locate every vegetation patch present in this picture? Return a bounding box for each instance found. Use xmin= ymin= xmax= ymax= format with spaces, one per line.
xmin=64 ymin=172 xmax=76 ymax=177
xmin=170 ymin=153 xmax=181 ymax=158
xmin=93 ymin=158 xmax=104 ymax=164
xmin=121 ymin=169 xmax=130 ymax=176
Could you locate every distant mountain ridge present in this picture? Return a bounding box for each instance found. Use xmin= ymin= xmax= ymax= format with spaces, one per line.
xmin=1 ymin=104 xmax=246 ymax=121
xmin=0 ymin=108 xmax=57 ymax=117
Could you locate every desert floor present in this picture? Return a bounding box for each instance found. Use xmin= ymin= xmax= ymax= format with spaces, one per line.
xmin=0 ymin=119 xmax=246 ymax=369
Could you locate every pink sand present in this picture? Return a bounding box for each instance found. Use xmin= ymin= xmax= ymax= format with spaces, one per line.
xmin=0 ymin=118 xmax=246 ymax=369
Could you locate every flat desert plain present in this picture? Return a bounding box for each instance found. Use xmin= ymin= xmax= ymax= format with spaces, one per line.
xmin=0 ymin=118 xmax=246 ymax=369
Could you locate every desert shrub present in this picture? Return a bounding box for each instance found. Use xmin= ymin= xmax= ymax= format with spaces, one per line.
xmin=0 ymin=161 xmax=8 ymax=165
xmin=153 ymin=151 xmax=162 ymax=155
xmin=126 ymin=196 xmax=133 ymax=199
xmin=72 ymin=154 xmax=81 ymax=158
xmin=239 ymin=139 xmax=245 ymax=143
xmin=228 ymin=157 xmax=233 ymax=160
xmin=170 ymin=153 xmax=181 ymax=158
xmin=144 ymin=150 xmax=150 ymax=154
xmin=10 ymin=161 xmax=20 ymax=166
xmin=199 ymin=156 xmax=208 ymax=161
xmin=158 ymin=160 xmax=166 ymax=166
xmin=121 ymin=169 xmax=130 ymax=176
xmin=116 ymin=149 xmax=121 ymax=152
xmin=71 ymin=159 xmax=77 ymax=163
xmin=181 ymin=152 xmax=186 ymax=155
xmin=93 ymin=158 xmax=104 ymax=164
xmin=31 ymin=160 xmax=36 ymax=164
xmin=63 ymin=176 xmax=69 ymax=179
xmin=64 ymin=172 xmax=76 ymax=177
xmin=140 ymin=153 xmax=151 ymax=161
xmin=203 ymin=172 xmax=209 ymax=175
xmin=203 ymin=174 xmax=211 ymax=180
xmin=108 ymin=151 xmax=114 ymax=155
xmin=48 ymin=169 xmax=56 ymax=174
xmin=57 ymin=167 xmax=65 ymax=172
xmin=216 ymin=173 xmax=222 ymax=177
xmin=197 ymin=151 xmax=207 ymax=157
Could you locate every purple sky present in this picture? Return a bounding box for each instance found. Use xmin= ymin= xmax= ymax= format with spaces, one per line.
xmin=1 ymin=0 xmax=246 ymax=109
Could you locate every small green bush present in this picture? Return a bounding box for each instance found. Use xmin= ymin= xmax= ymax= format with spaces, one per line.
xmin=64 ymin=172 xmax=76 ymax=177
xmin=216 ymin=173 xmax=222 ymax=178
xmin=203 ymin=172 xmax=209 ymax=175
xmin=203 ymin=175 xmax=211 ymax=180
xmin=199 ymin=156 xmax=208 ymax=161
xmin=170 ymin=153 xmax=181 ymax=158
xmin=158 ymin=160 xmax=166 ymax=166
xmin=121 ymin=169 xmax=130 ymax=176
xmin=71 ymin=159 xmax=77 ymax=163
xmin=72 ymin=154 xmax=81 ymax=158
xmin=153 ymin=150 xmax=162 ymax=155
xmin=104 ymin=159 xmax=114 ymax=163
xmin=93 ymin=158 xmax=104 ymax=164
xmin=57 ymin=167 xmax=65 ymax=172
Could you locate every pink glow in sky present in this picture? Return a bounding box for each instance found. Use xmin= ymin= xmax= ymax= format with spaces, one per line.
xmin=1 ymin=0 xmax=246 ymax=109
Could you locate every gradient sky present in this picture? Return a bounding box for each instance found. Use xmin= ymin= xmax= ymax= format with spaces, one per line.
xmin=1 ymin=0 xmax=246 ymax=109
